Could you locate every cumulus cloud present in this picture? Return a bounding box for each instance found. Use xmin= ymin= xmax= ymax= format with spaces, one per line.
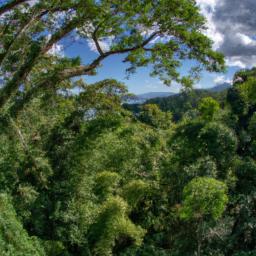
xmin=47 ymin=43 xmax=64 ymax=57
xmin=197 ymin=0 xmax=256 ymax=68
xmin=88 ymin=1 xmax=256 ymax=68
xmin=197 ymin=0 xmax=224 ymax=50
xmin=213 ymin=75 xmax=232 ymax=85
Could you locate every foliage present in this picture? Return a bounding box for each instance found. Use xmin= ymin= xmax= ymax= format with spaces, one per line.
xmin=90 ymin=196 xmax=146 ymax=256
xmin=0 ymin=193 xmax=45 ymax=256
xmin=94 ymin=171 xmax=121 ymax=198
xmin=125 ymin=89 xmax=227 ymax=121
xmin=122 ymin=180 xmax=150 ymax=207
xmin=0 ymin=0 xmax=224 ymax=117
xmin=198 ymin=97 xmax=220 ymax=121
xmin=138 ymin=104 xmax=173 ymax=129
xmin=180 ymin=177 xmax=228 ymax=221
xmin=1 ymin=1 xmax=256 ymax=255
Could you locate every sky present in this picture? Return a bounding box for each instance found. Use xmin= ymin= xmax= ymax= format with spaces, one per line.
xmin=61 ymin=0 xmax=256 ymax=94
xmin=2 ymin=0 xmax=255 ymax=94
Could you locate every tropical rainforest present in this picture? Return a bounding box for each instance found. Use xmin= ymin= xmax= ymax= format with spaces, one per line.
xmin=0 ymin=0 xmax=256 ymax=255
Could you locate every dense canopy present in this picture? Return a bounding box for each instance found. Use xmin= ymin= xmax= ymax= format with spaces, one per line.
xmin=1 ymin=1 xmax=256 ymax=256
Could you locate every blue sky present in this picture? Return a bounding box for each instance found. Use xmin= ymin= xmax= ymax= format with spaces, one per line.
xmin=2 ymin=0 xmax=252 ymax=94
xmin=63 ymin=39 xmax=240 ymax=94
xmin=35 ymin=0 xmax=256 ymax=94
xmin=60 ymin=0 xmax=253 ymax=94
xmin=0 ymin=0 xmax=255 ymax=94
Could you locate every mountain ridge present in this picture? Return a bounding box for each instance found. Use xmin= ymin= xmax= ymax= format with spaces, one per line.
xmin=130 ymin=83 xmax=231 ymax=104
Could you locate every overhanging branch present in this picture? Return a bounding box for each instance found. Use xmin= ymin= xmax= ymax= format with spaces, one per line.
xmin=60 ymin=31 xmax=159 ymax=79
xmin=0 ymin=0 xmax=28 ymax=16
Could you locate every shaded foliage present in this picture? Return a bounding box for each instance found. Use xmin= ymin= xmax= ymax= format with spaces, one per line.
xmin=0 ymin=1 xmax=256 ymax=255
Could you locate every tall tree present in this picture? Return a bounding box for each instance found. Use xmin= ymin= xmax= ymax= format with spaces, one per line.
xmin=0 ymin=0 xmax=224 ymax=116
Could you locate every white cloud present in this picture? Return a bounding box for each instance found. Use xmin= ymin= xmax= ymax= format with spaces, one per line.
xmin=196 ymin=0 xmax=218 ymax=6
xmin=47 ymin=43 xmax=64 ymax=57
xmin=213 ymin=75 xmax=232 ymax=85
xmin=237 ymin=33 xmax=256 ymax=46
xmin=142 ymin=79 xmax=182 ymax=93
xmin=87 ymin=36 xmax=114 ymax=54
xmin=196 ymin=0 xmax=224 ymax=49
xmin=28 ymin=0 xmax=39 ymax=6
xmin=225 ymin=56 xmax=256 ymax=69
xmin=197 ymin=0 xmax=256 ymax=69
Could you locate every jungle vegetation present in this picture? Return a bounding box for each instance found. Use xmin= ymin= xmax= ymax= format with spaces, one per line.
xmin=0 ymin=1 xmax=255 ymax=255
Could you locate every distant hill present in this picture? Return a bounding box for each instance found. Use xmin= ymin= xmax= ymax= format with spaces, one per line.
xmin=126 ymin=83 xmax=231 ymax=104
xmin=137 ymin=92 xmax=175 ymax=99
xmin=124 ymin=84 xmax=231 ymax=121
xmin=126 ymin=92 xmax=176 ymax=104
xmin=208 ymin=83 xmax=231 ymax=92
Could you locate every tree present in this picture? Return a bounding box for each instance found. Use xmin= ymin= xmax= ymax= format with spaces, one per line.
xmin=198 ymin=97 xmax=220 ymax=121
xmin=198 ymin=122 xmax=237 ymax=172
xmin=0 ymin=0 xmax=224 ymax=117
xmin=1 ymin=1 xmax=246 ymax=256
xmin=180 ymin=177 xmax=228 ymax=221
xmin=138 ymin=104 xmax=173 ymax=129
xmin=0 ymin=193 xmax=45 ymax=256
xmin=180 ymin=177 xmax=228 ymax=256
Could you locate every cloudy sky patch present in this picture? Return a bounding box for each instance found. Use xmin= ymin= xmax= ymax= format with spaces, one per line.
xmin=197 ymin=0 xmax=256 ymax=68
xmin=58 ymin=0 xmax=256 ymax=93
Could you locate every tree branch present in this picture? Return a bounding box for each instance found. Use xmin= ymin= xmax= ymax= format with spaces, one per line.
xmin=41 ymin=18 xmax=81 ymax=54
xmin=0 ymin=16 xmax=81 ymax=109
xmin=107 ymin=31 xmax=159 ymax=55
xmin=5 ymin=32 xmax=159 ymax=114
xmin=0 ymin=0 xmax=28 ymax=16
xmin=0 ymin=10 xmax=48 ymax=65
xmin=1 ymin=5 xmax=82 ymax=65
xmin=59 ymin=31 xmax=159 ymax=79
xmin=92 ymin=25 xmax=104 ymax=56
xmin=9 ymin=116 xmax=30 ymax=153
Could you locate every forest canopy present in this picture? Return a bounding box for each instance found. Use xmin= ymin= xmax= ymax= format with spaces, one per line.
xmin=0 ymin=0 xmax=256 ymax=256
